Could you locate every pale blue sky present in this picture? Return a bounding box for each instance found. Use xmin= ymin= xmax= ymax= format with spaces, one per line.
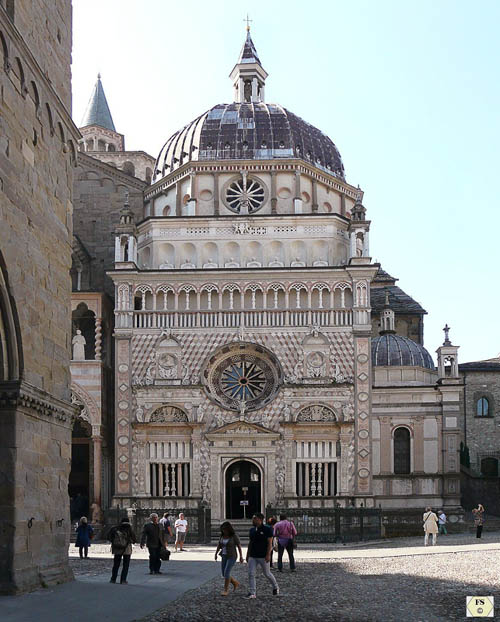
xmin=72 ymin=0 xmax=500 ymax=363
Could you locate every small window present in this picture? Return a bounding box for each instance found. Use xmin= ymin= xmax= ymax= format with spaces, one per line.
xmin=477 ymin=397 xmax=490 ymax=417
xmin=481 ymin=457 xmax=498 ymax=477
xmin=394 ymin=427 xmax=411 ymax=474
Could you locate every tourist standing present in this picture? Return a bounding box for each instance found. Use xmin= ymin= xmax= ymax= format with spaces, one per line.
xmin=244 ymin=512 xmax=279 ymax=599
xmin=438 ymin=510 xmax=448 ymax=535
xmin=267 ymin=516 xmax=277 ymax=568
xmin=422 ymin=506 xmax=439 ymax=546
xmin=160 ymin=513 xmax=173 ymax=542
xmin=140 ymin=513 xmax=166 ymax=574
xmin=274 ymin=514 xmax=297 ymax=572
xmin=214 ymin=521 xmax=244 ymax=595
xmin=109 ymin=517 xmax=137 ymax=584
xmin=472 ymin=504 xmax=485 ymax=538
xmin=75 ymin=516 xmax=93 ymax=559
xmin=174 ymin=513 xmax=188 ymax=552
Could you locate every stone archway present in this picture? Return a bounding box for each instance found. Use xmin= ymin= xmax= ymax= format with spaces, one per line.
xmin=0 ymin=251 xmax=22 ymax=381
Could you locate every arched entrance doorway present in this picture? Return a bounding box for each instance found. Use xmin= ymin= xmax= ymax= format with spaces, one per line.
xmin=68 ymin=418 xmax=91 ymax=521
xmin=225 ymin=460 xmax=261 ymax=519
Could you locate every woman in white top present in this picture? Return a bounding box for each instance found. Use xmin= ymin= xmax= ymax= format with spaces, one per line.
xmin=423 ymin=506 xmax=439 ymax=546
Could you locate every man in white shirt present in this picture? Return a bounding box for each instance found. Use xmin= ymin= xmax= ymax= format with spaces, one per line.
xmin=438 ymin=510 xmax=447 ymax=535
xmin=174 ymin=513 xmax=188 ymax=552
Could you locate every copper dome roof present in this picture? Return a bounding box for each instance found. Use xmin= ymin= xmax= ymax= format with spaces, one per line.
xmin=371 ymin=334 xmax=435 ymax=370
xmin=153 ymin=102 xmax=345 ymax=182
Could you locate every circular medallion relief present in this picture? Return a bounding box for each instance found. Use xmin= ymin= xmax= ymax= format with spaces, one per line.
xmin=118 ymin=471 xmax=129 ymax=481
xmin=358 ymin=468 xmax=370 ymax=479
xmin=118 ymin=364 xmax=128 ymax=373
xmin=358 ymin=429 xmax=369 ymax=439
xmin=202 ymin=342 xmax=282 ymax=412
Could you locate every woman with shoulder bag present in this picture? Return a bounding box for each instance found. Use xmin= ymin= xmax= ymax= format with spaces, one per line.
xmin=109 ymin=517 xmax=137 ymax=584
xmin=422 ymin=506 xmax=439 ymax=546
xmin=214 ymin=521 xmax=244 ymax=595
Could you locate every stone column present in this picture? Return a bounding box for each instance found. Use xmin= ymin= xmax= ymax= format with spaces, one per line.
xmin=213 ymin=172 xmax=220 ymax=215
xmin=175 ymin=180 xmax=182 ymax=217
xmin=270 ymin=170 xmax=277 ymax=214
xmin=312 ymin=179 xmax=319 ymax=212
xmin=95 ymin=317 xmax=102 ymax=360
xmin=92 ymin=436 xmax=103 ymax=513
xmin=294 ymin=170 xmax=303 ymax=213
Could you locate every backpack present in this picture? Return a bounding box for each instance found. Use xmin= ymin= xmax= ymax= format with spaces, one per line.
xmin=113 ymin=528 xmax=129 ymax=550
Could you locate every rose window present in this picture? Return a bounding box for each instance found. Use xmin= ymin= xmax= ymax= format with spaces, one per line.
xmin=225 ymin=176 xmax=265 ymax=214
xmin=202 ymin=342 xmax=282 ymax=412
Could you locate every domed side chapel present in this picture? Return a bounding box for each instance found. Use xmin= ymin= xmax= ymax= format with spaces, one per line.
xmin=74 ymin=27 xmax=463 ymax=533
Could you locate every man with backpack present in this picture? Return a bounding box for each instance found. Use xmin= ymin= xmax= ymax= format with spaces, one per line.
xmin=108 ymin=517 xmax=137 ymax=584
xmin=140 ymin=513 xmax=167 ymax=575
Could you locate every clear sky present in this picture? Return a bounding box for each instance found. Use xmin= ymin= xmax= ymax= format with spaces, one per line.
xmin=72 ymin=0 xmax=500 ymax=364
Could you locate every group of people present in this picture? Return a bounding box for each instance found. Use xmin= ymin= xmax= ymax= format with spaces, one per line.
xmin=422 ymin=503 xmax=485 ymax=545
xmin=214 ymin=513 xmax=298 ymax=599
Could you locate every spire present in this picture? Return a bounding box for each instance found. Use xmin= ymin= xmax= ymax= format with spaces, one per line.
xmin=379 ymin=288 xmax=396 ymax=334
xmin=237 ymin=29 xmax=262 ymax=66
xmin=81 ymin=74 xmax=116 ymax=131
xmin=230 ymin=24 xmax=268 ymax=103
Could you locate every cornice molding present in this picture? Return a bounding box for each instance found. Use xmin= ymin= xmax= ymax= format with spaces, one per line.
xmin=0 ymin=380 xmax=77 ymax=424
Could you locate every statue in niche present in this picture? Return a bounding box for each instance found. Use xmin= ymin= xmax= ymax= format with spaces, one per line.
xmin=157 ymin=353 xmax=177 ymax=379
xmin=196 ymin=404 xmax=205 ymax=422
xmin=180 ymin=258 xmax=195 ymax=269
xmin=283 ymin=405 xmax=292 ymax=422
xmin=135 ymin=407 xmax=144 ymax=422
xmin=244 ymin=80 xmax=252 ymax=103
xmin=342 ymin=403 xmax=354 ymax=422
xmin=290 ymin=257 xmax=305 ymax=267
xmin=72 ymin=330 xmax=86 ymax=360
xmin=203 ymin=257 xmax=217 ymax=268
xmin=276 ymin=469 xmax=285 ymax=497
xmin=269 ymin=256 xmax=284 ymax=267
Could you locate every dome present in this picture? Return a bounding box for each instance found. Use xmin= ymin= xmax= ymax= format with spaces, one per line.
xmin=153 ymin=102 xmax=345 ymax=183
xmin=371 ymin=334 xmax=435 ymax=370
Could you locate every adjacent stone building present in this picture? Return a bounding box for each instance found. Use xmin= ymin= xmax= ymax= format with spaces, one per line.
xmin=0 ymin=0 xmax=78 ymax=594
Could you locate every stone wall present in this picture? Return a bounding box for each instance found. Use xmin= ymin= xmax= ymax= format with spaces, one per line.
xmin=460 ymin=368 xmax=500 ymax=474
xmin=0 ymin=2 xmax=79 ymax=594
xmin=73 ymin=153 xmax=145 ymax=297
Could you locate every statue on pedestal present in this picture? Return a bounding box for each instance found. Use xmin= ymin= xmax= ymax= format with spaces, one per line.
xmin=72 ymin=329 xmax=86 ymax=360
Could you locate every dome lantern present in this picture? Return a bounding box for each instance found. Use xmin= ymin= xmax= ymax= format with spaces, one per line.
xmin=229 ymin=27 xmax=268 ymax=104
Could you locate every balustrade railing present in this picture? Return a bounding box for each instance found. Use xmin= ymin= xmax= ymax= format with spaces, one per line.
xmin=127 ymin=308 xmax=353 ymax=329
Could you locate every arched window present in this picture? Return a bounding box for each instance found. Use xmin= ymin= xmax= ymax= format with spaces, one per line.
xmin=394 ymin=427 xmax=411 ymax=474
xmin=477 ymin=397 xmax=490 ymax=417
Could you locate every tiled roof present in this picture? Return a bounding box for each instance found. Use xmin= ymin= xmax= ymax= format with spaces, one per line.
xmin=371 ymin=285 xmax=426 ymax=315
xmin=81 ymin=75 xmax=116 ymax=131
xmin=372 ymin=334 xmax=435 ymax=369
xmin=459 ymin=359 xmax=500 ymax=372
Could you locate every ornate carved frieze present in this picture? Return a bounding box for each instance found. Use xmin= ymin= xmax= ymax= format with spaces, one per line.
xmin=148 ymin=405 xmax=189 ymax=423
xmin=296 ymin=404 xmax=337 ymax=422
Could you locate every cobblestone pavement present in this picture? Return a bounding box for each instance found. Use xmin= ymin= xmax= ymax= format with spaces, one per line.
xmin=137 ymin=549 xmax=500 ymax=622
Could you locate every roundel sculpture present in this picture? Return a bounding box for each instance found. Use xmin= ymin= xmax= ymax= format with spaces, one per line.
xmin=202 ymin=342 xmax=283 ymax=412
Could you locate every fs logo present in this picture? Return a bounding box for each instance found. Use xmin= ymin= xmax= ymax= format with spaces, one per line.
xmin=466 ymin=596 xmax=494 ymax=617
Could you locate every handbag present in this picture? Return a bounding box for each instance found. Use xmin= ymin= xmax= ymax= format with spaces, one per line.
xmin=272 ymin=537 xmax=278 ymax=553
xmin=159 ymin=546 xmax=170 ymax=561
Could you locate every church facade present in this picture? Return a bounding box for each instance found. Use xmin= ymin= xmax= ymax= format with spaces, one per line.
xmin=105 ymin=31 xmax=463 ymax=526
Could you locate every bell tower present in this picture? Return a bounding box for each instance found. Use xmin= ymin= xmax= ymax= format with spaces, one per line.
xmin=230 ymin=26 xmax=268 ymax=103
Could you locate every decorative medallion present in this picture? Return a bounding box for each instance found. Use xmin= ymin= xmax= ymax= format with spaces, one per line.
xmin=357 ymin=372 xmax=368 ymax=382
xmin=358 ymin=448 xmax=369 ymax=458
xmin=357 ymin=354 xmax=368 ymax=364
xmin=118 ymin=472 xmax=129 ymax=481
xmin=119 ymin=383 xmax=128 ymax=393
xmin=118 ymin=400 xmax=129 ymax=410
xmin=358 ymin=392 xmax=369 ymax=402
xmin=358 ymin=411 xmax=368 ymax=420
xmin=118 ymin=436 xmax=129 ymax=446
xmin=358 ymin=429 xmax=369 ymax=440
xmin=118 ymin=364 xmax=128 ymax=373
xmin=358 ymin=468 xmax=370 ymax=478
xmin=202 ymin=342 xmax=282 ymax=412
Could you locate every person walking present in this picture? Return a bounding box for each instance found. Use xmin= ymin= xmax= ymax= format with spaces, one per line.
xmin=267 ymin=516 xmax=277 ymax=569
xmin=243 ymin=513 xmax=279 ymax=599
xmin=174 ymin=513 xmax=188 ymax=552
xmin=160 ymin=513 xmax=173 ymax=542
xmin=75 ymin=516 xmax=93 ymax=559
xmin=108 ymin=517 xmax=137 ymax=584
xmin=472 ymin=504 xmax=485 ymax=538
xmin=274 ymin=514 xmax=297 ymax=572
xmin=214 ymin=521 xmax=244 ymax=596
xmin=140 ymin=513 xmax=167 ymax=574
xmin=423 ymin=506 xmax=439 ymax=546
xmin=438 ymin=510 xmax=447 ymax=535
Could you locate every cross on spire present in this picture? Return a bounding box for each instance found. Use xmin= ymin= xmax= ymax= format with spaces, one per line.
xmin=244 ymin=14 xmax=252 ymax=31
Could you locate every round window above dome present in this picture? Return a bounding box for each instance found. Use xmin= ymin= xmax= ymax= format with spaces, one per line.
xmin=153 ymin=103 xmax=345 ymax=183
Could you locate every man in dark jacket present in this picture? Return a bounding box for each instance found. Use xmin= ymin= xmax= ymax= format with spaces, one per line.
xmin=140 ymin=513 xmax=166 ymax=574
